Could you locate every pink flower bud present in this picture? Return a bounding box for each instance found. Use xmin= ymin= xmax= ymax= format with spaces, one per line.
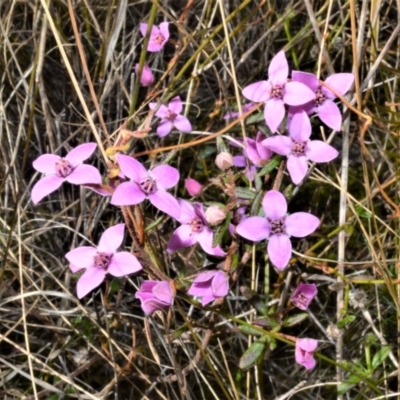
xmin=205 ymin=205 xmax=226 ymax=226
xmin=215 ymin=152 xmax=233 ymax=170
xmin=295 ymin=338 xmax=318 ymax=370
xmin=290 ymin=283 xmax=318 ymax=310
xmin=135 ymin=62 xmax=155 ymax=86
xmin=185 ymin=178 xmax=202 ymax=197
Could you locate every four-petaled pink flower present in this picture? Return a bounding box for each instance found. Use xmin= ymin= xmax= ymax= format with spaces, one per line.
xmin=236 ymin=190 xmax=320 ymax=270
xmin=295 ymin=338 xmax=318 ymax=370
xmin=140 ymin=22 xmax=169 ymax=52
xmin=290 ymin=283 xmax=318 ymax=310
xmin=149 ymin=96 xmax=192 ymax=137
xmin=167 ymin=200 xmax=226 ymax=257
xmin=291 ymin=71 xmax=354 ymax=131
xmin=31 ymin=143 xmax=102 ymax=205
xmin=136 ymin=280 xmax=174 ymax=314
xmin=262 ymin=110 xmax=338 ymax=184
xmin=66 ymin=224 xmax=142 ymax=299
xmin=135 ymin=62 xmax=155 ymax=86
xmin=242 ymin=51 xmax=315 ymax=133
xmin=111 ymin=154 xmax=181 ymax=220
xmin=187 ymin=270 xmax=229 ymax=306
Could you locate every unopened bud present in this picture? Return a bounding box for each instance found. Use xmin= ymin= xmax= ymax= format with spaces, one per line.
xmin=205 ymin=205 xmax=226 ymax=226
xmin=215 ymin=152 xmax=233 ymax=170
xmin=135 ymin=62 xmax=155 ymax=86
xmin=185 ymin=178 xmax=202 ymax=197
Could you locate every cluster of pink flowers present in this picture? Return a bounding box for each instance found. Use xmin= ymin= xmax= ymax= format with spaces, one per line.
xmin=30 ymin=40 xmax=354 ymax=372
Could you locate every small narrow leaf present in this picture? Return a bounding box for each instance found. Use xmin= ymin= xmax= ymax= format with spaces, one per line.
xmin=282 ymin=313 xmax=309 ymax=327
xmin=235 ymin=187 xmax=256 ymax=200
xmin=371 ymin=345 xmax=392 ymax=370
xmin=257 ymin=156 xmax=281 ymax=177
xmin=239 ymin=338 xmax=267 ymax=370
xmin=212 ymin=212 xmax=231 ymax=247
xmin=250 ymin=189 xmax=264 ymax=217
xmin=239 ymin=325 xmax=263 ymax=336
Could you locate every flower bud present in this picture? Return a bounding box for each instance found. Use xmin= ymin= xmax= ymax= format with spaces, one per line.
xmin=135 ymin=62 xmax=155 ymax=86
xmin=215 ymin=152 xmax=233 ymax=170
xmin=205 ymin=205 xmax=226 ymax=226
xmin=185 ymin=178 xmax=202 ymax=197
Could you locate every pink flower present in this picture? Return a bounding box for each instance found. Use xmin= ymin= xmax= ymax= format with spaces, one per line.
xmin=185 ymin=178 xmax=203 ymax=197
xmin=291 ymin=71 xmax=354 ymax=131
xmin=149 ymin=96 xmax=192 ymax=137
xmin=140 ymin=22 xmax=169 ymax=52
xmin=242 ymin=51 xmax=315 ymax=133
xmin=110 ymin=154 xmax=181 ymax=220
xmin=66 ymin=224 xmax=142 ymax=299
xmin=295 ymin=338 xmax=318 ymax=370
xmin=31 ymin=143 xmax=102 ymax=205
xmin=135 ymin=62 xmax=155 ymax=86
xmin=136 ymin=280 xmax=174 ymax=314
xmin=262 ymin=110 xmax=338 ymax=184
xmin=290 ymin=283 xmax=318 ymax=310
xmin=236 ymin=190 xmax=320 ymax=270
xmin=187 ymin=270 xmax=229 ymax=306
xmin=167 ymin=200 xmax=226 ymax=257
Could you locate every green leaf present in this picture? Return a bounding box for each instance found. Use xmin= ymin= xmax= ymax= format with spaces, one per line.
xmin=239 ymin=325 xmax=264 ymax=336
xmin=250 ymin=189 xmax=264 ymax=217
xmin=212 ymin=212 xmax=231 ymax=247
xmin=246 ymin=111 xmax=265 ymax=125
xmin=257 ymin=156 xmax=281 ymax=177
xmin=355 ymin=205 xmax=372 ymax=219
xmin=235 ymin=187 xmax=256 ymax=200
xmin=239 ymin=338 xmax=267 ymax=370
xmin=337 ymin=314 xmax=356 ymax=329
xmin=240 ymin=286 xmax=268 ymax=316
xmin=109 ymin=278 xmax=122 ymax=295
xmin=282 ymin=313 xmax=309 ymax=327
xmin=371 ymin=345 xmax=392 ymax=370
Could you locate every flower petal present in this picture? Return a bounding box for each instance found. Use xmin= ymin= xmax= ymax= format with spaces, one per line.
xmin=262 ymin=190 xmax=287 ymax=220
xmin=317 ymin=100 xmax=342 ymax=131
xmin=168 ymin=96 xmax=183 ymax=114
xmin=236 ymin=216 xmax=270 ymax=242
xmin=192 ymin=270 xmax=217 ymax=283
xmin=174 ymin=115 xmax=192 ymax=132
xmin=267 ymin=234 xmax=292 ymax=270
xmin=233 ymin=155 xmax=246 ymax=167
xmin=140 ymin=23 xmax=150 ymax=37
xmin=116 ymin=154 xmax=147 ymax=181
xmin=159 ymin=22 xmax=170 ymax=42
xmin=324 ymin=73 xmax=354 ymax=98
xmin=284 ymin=81 xmax=315 ymax=106
xmin=65 ymin=143 xmax=97 ymax=166
xmin=262 ymin=136 xmax=292 ymax=156
xmin=255 ymin=132 xmax=272 ymax=162
xmin=157 ymin=120 xmax=173 ymax=137
xmin=265 ymin=98 xmax=285 ymax=133
xmin=107 ymin=252 xmax=142 ymax=277
xmin=167 ymin=225 xmax=196 ymax=253
xmin=212 ymin=271 xmax=229 ymax=297
xmin=177 ymin=199 xmax=196 ymax=223
xmin=297 ymin=338 xmax=318 ymax=352
xmin=287 ymin=155 xmax=308 ymax=185
xmin=65 ymin=246 xmax=97 ymax=270
xmin=196 ymin=228 xmax=226 ymax=256
xmin=268 ymin=50 xmax=288 ymax=85
xmin=76 ymin=267 xmax=106 ymax=299
xmin=291 ymin=71 xmax=319 ymax=92
xmin=242 ymin=81 xmax=271 ymax=102
xmin=97 ymin=224 xmax=125 ymax=253
xmin=285 ymin=212 xmax=320 ymax=237
xmin=148 ymin=190 xmax=181 ymax=219
xmin=110 ymin=181 xmax=146 ymax=206
xmin=66 ymin=165 xmax=102 ymax=185
xmin=152 ymin=165 xmax=179 ymax=189
xmin=140 ymin=299 xmax=168 ymax=314
xmin=138 ymin=280 xmax=158 ymax=294
xmin=288 ymin=110 xmax=311 ymax=142
xmin=306 ymin=141 xmax=339 ymax=163
xmin=31 ymin=175 xmax=64 ymax=205
xmin=32 ymin=154 xmax=59 ymax=174
xmin=153 ymin=281 xmax=173 ymax=305
xmin=152 ymin=104 xmax=169 ymax=118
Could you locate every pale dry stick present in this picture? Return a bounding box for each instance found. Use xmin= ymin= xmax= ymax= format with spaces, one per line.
xmin=275 ymin=380 xmax=307 ymax=400
xmin=303 ymin=0 xmax=335 ymax=75
xmin=67 ymin=0 xmax=110 ymax=146
xmin=316 ymin=0 xmax=334 ymax=79
xmin=39 ymin=0 xmax=108 ymax=162
xmin=17 ymin=207 xmax=39 ymax=399
xmin=217 ymin=338 xmax=240 ymax=400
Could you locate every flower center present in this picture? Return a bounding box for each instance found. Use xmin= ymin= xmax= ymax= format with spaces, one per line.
xmin=190 ymin=217 xmax=204 ymax=234
xmin=139 ymin=176 xmax=157 ymax=194
xmin=291 ymin=141 xmax=306 ymax=157
xmin=154 ymin=33 xmax=165 ymax=45
xmin=269 ymin=218 xmax=286 ymax=235
xmin=293 ymin=293 xmax=308 ymax=308
xmin=314 ymin=88 xmax=326 ymax=107
xmin=270 ymin=85 xmax=284 ymax=100
xmin=94 ymin=252 xmax=112 ymax=269
xmin=55 ymin=158 xmax=73 ymax=178
xmin=166 ymin=111 xmax=177 ymax=122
